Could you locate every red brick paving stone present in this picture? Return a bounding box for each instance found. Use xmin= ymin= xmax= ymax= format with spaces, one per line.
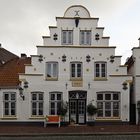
xmin=0 ymin=125 xmax=140 ymax=134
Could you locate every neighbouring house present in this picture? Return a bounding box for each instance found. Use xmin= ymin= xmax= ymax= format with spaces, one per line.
xmin=0 ymin=54 xmax=31 ymax=121
xmin=0 ymin=5 xmax=132 ymax=125
xmin=125 ymin=38 xmax=140 ymax=124
xmin=0 ymin=44 xmax=18 ymax=66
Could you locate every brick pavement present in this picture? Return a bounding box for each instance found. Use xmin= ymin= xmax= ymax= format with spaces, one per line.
xmin=0 ymin=124 xmax=140 ymax=136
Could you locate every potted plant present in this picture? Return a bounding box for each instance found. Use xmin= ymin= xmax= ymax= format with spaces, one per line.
xmin=87 ymin=103 xmax=97 ymax=125
xmin=59 ymin=101 xmax=68 ymax=125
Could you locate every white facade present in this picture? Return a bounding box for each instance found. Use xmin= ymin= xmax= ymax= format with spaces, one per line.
xmin=0 ymin=5 xmax=132 ymax=124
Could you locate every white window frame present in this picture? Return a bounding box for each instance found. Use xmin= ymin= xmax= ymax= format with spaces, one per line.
xmin=46 ymin=62 xmax=58 ymax=80
xmin=80 ymin=30 xmax=91 ymax=45
xmin=31 ymin=92 xmax=44 ymax=116
xmin=62 ymin=30 xmax=73 ymax=45
xmin=49 ymin=92 xmax=62 ymax=115
xmin=3 ymin=92 xmax=16 ymax=116
xmin=97 ymin=92 xmax=120 ymax=118
xmin=70 ymin=62 xmax=82 ymax=79
xmin=95 ymin=62 xmax=107 ymax=78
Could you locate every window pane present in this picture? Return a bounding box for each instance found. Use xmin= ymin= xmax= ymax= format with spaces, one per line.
xmin=86 ymin=31 xmax=91 ymax=45
xmin=11 ymin=94 xmax=15 ymax=100
xmin=97 ymin=102 xmax=103 ymax=109
xmin=113 ymin=102 xmax=119 ymax=109
xmin=113 ymin=94 xmax=119 ymax=100
xmin=95 ymin=63 xmax=100 ymax=77
xmin=4 ymin=94 xmax=9 ymax=101
xmin=39 ymin=94 xmax=43 ymax=100
xmin=97 ymin=110 xmax=103 ymax=117
xmin=32 ymin=102 xmax=37 ymax=108
xmin=53 ymin=63 xmax=58 ymax=77
xmin=5 ymin=109 xmax=9 ymax=115
xmin=77 ymin=64 xmax=82 ymax=77
xmin=80 ymin=31 xmax=84 ymax=44
xmin=32 ymin=109 xmax=36 ymax=115
xmin=57 ymin=94 xmax=61 ymax=100
xmin=47 ymin=63 xmax=52 ymax=77
xmin=11 ymin=109 xmax=15 ymax=115
xmin=105 ymin=102 xmax=111 ymax=109
xmin=5 ymin=102 xmax=9 ymax=108
xmin=32 ymin=94 xmax=37 ymax=100
xmin=68 ymin=31 xmax=72 ymax=44
xmin=39 ymin=103 xmax=43 ymax=115
xmin=113 ymin=110 xmax=119 ymax=117
xmin=71 ymin=64 xmax=75 ymax=77
xmin=97 ymin=94 xmax=103 ymax=100
xmin=101 ymin=63 xmax=106 ymax=77
xmin=62 ymin=31 xmax=66 ymax=44
xmin=105 ymin=110 xmax=111 ymax=117
xmin=11 ymin=102 xmax=15 ymax=108
xmin=105 ymin=94 xmax=111 ymax=100
xmin=57 ymin=102 xmax=61 ymax=115
xmin=50 ymin=94 xmax=55 ymax=100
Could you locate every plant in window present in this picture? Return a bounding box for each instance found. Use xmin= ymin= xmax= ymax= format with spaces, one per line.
xmin=87 ymin=103 xmax=97 ymax=121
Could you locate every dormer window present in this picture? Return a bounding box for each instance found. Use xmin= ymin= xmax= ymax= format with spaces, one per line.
xmin=62 ymin=30 xmax=73 ymax=45
xmin=80 ymin=30 xmax=91 ymax=45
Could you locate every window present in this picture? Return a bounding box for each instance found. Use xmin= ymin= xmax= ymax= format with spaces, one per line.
xmin=31 ymin=92 xmax=43 ymax=116
xmin=71 ymin=62 xmax=82 ymax=79
xmin=62 ymin=30 xmax=73 ymax=45
xmin=3 ymin=92 xmax=16 ymax=116
xmin=97 ymin=92 xmax=120 ymax=118
xmin=49 ymin=92 xmax=62 ymax=115
xmin=46 ymin=62 xmax=58 ymax=79
xmin=95 ymin=62 xmax=107 ymax=78
xmin=80 ymin=30 xmax=91 ymax=45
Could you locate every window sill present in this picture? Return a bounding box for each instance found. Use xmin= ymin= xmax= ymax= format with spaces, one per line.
xmin=29 ymin=116 xmax=45 ymax=119
xmin=96 ymin=117 xmax=120 ymax=121
xmin=70 ymin=78 xmax=83 ymax=81
xmin=46 ymin=77 xmax=58 ymax=81
xmin=1 ymin=116 xmax=17 ymax=120
xmin=94 ymin=78 xmax=107 ymax=81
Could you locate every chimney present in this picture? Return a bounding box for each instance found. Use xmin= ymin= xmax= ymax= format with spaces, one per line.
xmin=138 ymin=38 xmax=140 ymax=47
xmin=0 ymin=43 xmax=1 ymax=48
xmin=21 ymin=53 xmax=27 ymax=59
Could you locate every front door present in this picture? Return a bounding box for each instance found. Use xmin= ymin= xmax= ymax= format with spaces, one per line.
xmin=69 ymin=91 xmax=87 ymax=124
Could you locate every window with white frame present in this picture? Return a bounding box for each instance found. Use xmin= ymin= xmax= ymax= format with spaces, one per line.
xmin=3 ymin=92 xmax=16 ymax=116
xmin=49 ymin=92 xmax=62 ymax=115
xmin=80 ymin=30 xmax=91 ymax=45
xmin=97 ymin=92 xmax=120 ymax=118
xmin=71 ymin=62 xmax=82 ymax=79
xmin=62 ymin=30 xmax=73 ymax=45
xmin=46 ymin=62 xmax=58 ymax=79
xmin=31 ymin=92 xmax=43 ymax=116
xmin=95 ymin=62 xmax=107 ymax=78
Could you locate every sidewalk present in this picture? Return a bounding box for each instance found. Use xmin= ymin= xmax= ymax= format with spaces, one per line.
xmin=1 ymin=124 xmax=140 ymax=136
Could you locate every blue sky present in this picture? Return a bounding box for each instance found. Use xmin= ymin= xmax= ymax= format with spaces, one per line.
xmin=0 ymin=0 xmax=140 ymax=64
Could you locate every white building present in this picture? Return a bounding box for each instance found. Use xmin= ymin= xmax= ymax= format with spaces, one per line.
xmin=125 ymin=39 xmax=140 ymax=124
xmin=0 ymin=5 xmax=132 ymax=125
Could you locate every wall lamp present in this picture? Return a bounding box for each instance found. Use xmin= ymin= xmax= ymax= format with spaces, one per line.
xmin=19 ymin=86 xmax=25 ymax=100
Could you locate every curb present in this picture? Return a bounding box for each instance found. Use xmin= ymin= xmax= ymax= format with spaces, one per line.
xmin=1 ymin=132 xmax=140 ymax=137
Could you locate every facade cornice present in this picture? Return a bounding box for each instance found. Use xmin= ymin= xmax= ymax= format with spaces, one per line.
xmin=102 ymin=37 xmax=110 ymax=39
xmin=30 ymin=55 xmax=40 ymax=57
xmin=96 ymin=27 xmax=104 ymax=29
xmin=132 ymin=47 xmax=140 ymax=50
xmin=109 ymin=75 xmax=132 ymax=77
xmin=56 ymin=17 xmax=99 ymax=20
xmin=49 ymin=26 xmax=57 ymax=28
xmin=36 ymin=45 xmax=116 ymax=48
xmin=42 ymin=36 xmax=50 ymax=38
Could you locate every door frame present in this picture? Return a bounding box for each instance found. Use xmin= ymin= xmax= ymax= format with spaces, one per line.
xmin=69 ymin=90 xmax=87 ymax=124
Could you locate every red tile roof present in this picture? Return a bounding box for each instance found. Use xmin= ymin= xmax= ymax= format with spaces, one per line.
xmin=0 ymin=47 xmax=18 ymax=66
xmin=0 ymin=57 xmax=31 ymax=88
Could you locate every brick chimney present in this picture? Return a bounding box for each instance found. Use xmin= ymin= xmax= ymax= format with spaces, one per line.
xmin=21 ymin=53 xmax=27 ymax=59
